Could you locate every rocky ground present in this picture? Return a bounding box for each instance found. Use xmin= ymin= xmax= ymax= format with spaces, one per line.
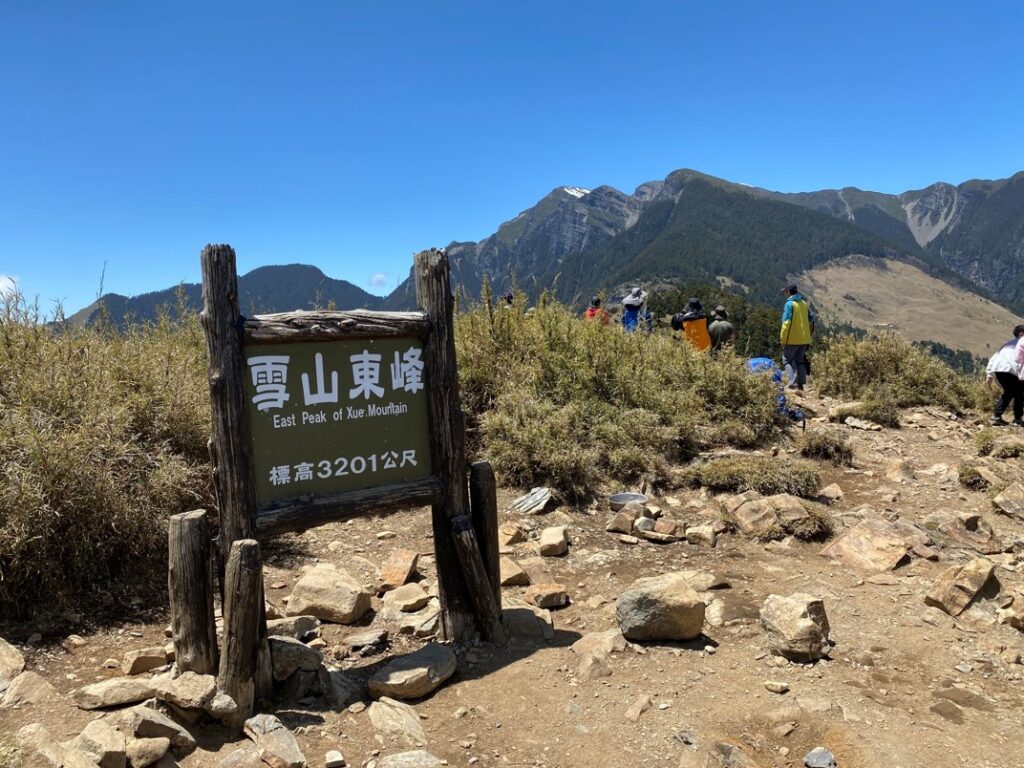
xmin=3 ymin=389 xmax=1024 ymax=768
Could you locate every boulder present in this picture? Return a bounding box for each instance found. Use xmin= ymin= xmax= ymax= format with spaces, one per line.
xmin=523 ymin=583 xmax=569 ymax=609
xmin=539 ymin=526 xmax=569 ymax=557
xmin=733 ymin=495 xmax=809 ymax=537
xmin=819 ymin=483 xmax=844 ymax=502
xmin=376 ymin=751 xmax=443 ymax=768
xmin=120 ymin=705 xmax=196 ymax=755
xmin=760 ymin=593 xmax=831 ymax=662
xmin=266 ymin=616 xmax=322 ymax=642
xmin=1 ymin=670 xmax=58 ymax=708
xmin=68 ymin=719 xmax=126 ymax=768
xmin=819 ymin=518 xmax=909 ymax=572
xmin=616 ymin=572 xmax=706 ymax=641
xmin=396 ymin=599 xmax=441 ymax=638
xmin=938 ymin=513 xmax=1003 ymax=555
xmin=17 ymin=723 xmax=98 ymax=768
xmin=993 ymin=483 xmax=1024 ymax=520
xmin=502 ymin=599 xmax=555 ymax=644
xmin=367 ymin=697 xmax=427 ymax=746
xmin=126 ymin=737 xmax=170 ymax=768
xmin=389 ymin=583 xmax=431 ymax=613
xmin=153 ymin=671 xmax=216 ymax=710
xmin=0 ymin=636 xmax=25 ymax=692
xmin=219 ymin=746 xmax=265 ymax=768
xmin=686 ymin=524 xmax=718 ymax=547
xmin=286 ymin=566 xmax=371 ymax=624
xmin=73 ymin=677 xmax=157 ymax=710
xmin=924 ymin=558 xmax=996 ymax=616
xmin=269 ymin=636 xmax=323 ymax=681
xmin=368 ymin=642 xmax=457 ymax=700
xmin=379 ymin=549 xmax=419 ymax=593
xmin=499 ymin=557 xmax=530 ymax=587
xmin=243 ymin=713 xmax=307 ymax=768
xmin=123 ymin=647 xmax=170 ymax=676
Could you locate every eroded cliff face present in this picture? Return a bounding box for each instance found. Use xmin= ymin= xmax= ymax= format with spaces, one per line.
xmin=901 ymin=182 xmax=963 ymax=247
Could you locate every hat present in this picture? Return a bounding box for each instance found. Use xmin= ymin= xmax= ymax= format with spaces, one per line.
xmin=685 ymin=297 xmax=703 ymax=312
xmin=591 ymin=296 xmax=601 ymax=307
xmin=783 ymin=283 xmax=798 ymax=294
xmin=1014 ymin=324 xmax=1024 ymax=337
xmin=713 ymin=304 xmax=728 ymax=319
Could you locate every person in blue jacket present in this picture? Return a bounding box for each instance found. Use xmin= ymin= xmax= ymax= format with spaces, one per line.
xmin=621 ymin=287 xmax=651 ymax=333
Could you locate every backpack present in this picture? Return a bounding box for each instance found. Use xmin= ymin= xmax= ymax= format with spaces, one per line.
xmin=670 ymin=313 xmax=685 ymax=331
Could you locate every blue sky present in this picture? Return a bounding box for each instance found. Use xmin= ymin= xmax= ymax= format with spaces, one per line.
xmin=2 ymin=2 xmax=1022 ymax=314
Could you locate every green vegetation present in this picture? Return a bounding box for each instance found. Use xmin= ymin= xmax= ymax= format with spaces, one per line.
xmin=680 ymin=456 xmax=821 ymax=499
xmin=457 ymin=290 xmax=787 ymax=502
xmin=0 ymin=294 xmax=211 ymax=612
xmin=958 ymin=464 xmax=989 ymax=490
xmin=799 ymin=430 xmax=854 ymax=466
xmin=846 ymin=399 xmax=902 ymax=428
xmin=992 ymin=440 xmax=1024 ymax=459
xmin=975 ymin=429 xmax=997 ymax=456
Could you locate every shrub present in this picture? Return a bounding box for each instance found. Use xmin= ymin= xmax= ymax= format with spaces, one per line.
xmin=992 ymin=440 xmax=1024 ymax=459
xmin=0 ymin=295 xmax=211 ymax=614
xmin=846 ymin=398 xmax=902 ymax=428
xmin=799 ymin=430 xmax=853 ymax=466
xmin=787 ymin=505 xmax=835 ymax=541
xmin=975 ymin=429 xmax=997 ymax=456
xmin=816 ymin=332 xmax=976 ymax=411
xmin=957 ymin=464 xmax=989 ymax=490
xmin=681 ymin=456 xmax=821 ymax=498
xmin=457 ymin=294 xmax=786 ymax=502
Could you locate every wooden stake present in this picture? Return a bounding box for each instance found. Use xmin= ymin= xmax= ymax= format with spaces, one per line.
xmin=451 ymin=515 xmax=507 ymax=644
xmin=469 ymin=462 xmax=501 ymax=609
xmin=168 ymin=510 xmax=218 ymax=675
xmin=414 ymin=249 xmax=475 ymax=641
xmin=218 ymin=539 xmax=262 ymax=730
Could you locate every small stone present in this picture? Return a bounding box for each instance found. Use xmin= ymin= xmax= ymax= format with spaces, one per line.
xmin=624 ymin=694 xmax=651 ymax=722
xmin=64 ymin=634 xmax=88 ymax=649
xmin=618 ymin=535 xmax=640 ymax=545
xmin=685 ymin=524 xmax=718 ymax=547
xmin=389 ymin=583 xmax=431 ymax=613
xmin=819 ymin=483 xmax=844 ymax=502
xmin=326 ymin=749 xmax=347 ymax=767
xmin=286 ymin=565 xmax=372 ymax=624
xmin=368 ymin=642 xmax=457 ymax=700
xmin=153 ymin=671 xmax=217 ymax=710
xmin=0 ymin=636 xmax=25 ymax=691
xmin=924 ymin=558 xmax=995 ymax=616
xmin=120 ymin=705 xmax=197 ymax=755
xmin=379 ymin=549 xmax=419 ymax=593
xmin=368 ymin=697 xmax=427 ymax=746
xmin=122 ymin=647 xmax=169 ymax=676
xmin=68 ymin=718 xmax=126 ymax=768
xmin=764 ymin=680 xmax=790 ymax=694
xmin=498 ymin=522 xmax=526 ymax=547
xmin=126 ymin=737 xmax=170 ymax=768
xmin=344 ymin=628 xmax=389 ymax=653
xmin=499 ymin=557 xmax=531 ymax=587
xmin=377 ymin=531 xmax=397 ymax=540
xmin=523 ymin=583 xmax=569 ymax=609
xmin=803 ymin=746 xmax=837 ymax=768
xmin=376 ymin=751 xmax=442 ymax=768
xmin=760 ymin=593 xmax=831 ymax=662
xmin=266 ymin=615 xmax=322 ymax=641
xmin=539 ymin=526 xmax=569 ymax=557
xmin=244 ymin=713 xmax=307 ymax=768
xmin=102 ymin=658 xmax=120 ymax=669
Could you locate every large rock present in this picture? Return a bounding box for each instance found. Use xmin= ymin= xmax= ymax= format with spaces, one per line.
xmin=286 ymin=566 xmax=371 ymax=624
xmin=924 ymin=558 xmax=996 ymax=616
xmin=499 ymin=557 xmax=530 ymax=587
xmin=244 ymin=713 xmax=308 ymax=768
xmin=368 ymin=697 xmax=427 ymax=746
xmin=993 ymin=483 xmax=1024 ymax=520
xmin=616 ymin=572 xmax=706 ymax=641
xmin=220 ymin=746 xmax=265 ymax=768
xmin=819 ymin=518 xmax=909 ymax=572
xmin=760 ymin=593 xmax=831 ymax=662
xmin=502 ymin=599 xmax=555 ymax=644
xmin=153 ymin=671 xmax=216 ymax=710
xmin=733 ymin=495 xmax=808 ymax=537
xmin=379 ymin=549 xmax=419 ymax=593
xmin=938 ymin=513 xmax=1003 ymax=555
xmin=376 ymin=751 xmax=443 ymax=768
xmin=368 ymin=643 xmax=457 ymax=700
xmin=122 ymin=647 xmax=169 ymax=676
xmin=68 ymin=719 xmax=127 ymax=768
xmin=126 ymin=737 xmax=170 ymax=768
xmin=389 ymin=583 xmax=431 ymax=613
xmin=73 ymin=677 xmax=157 ymax=710
xmin=0 ymin=636 xmax=25 ymax=693
xmin=121 ymin=705 xmax=196 ymax=755
xmin=524 ymin=583 xmax=569 ymax=609
xmin=266 ymin=616 xmax=322 ymax=642
xmin=539 ymin=526 xmax=569 ymax=557
xmin=17 ymin=723 xmax=98 ymax=768
xmin=1 ymin=670 xmax=58 ymax=708
xmin=269 ymin=636 xmax=323 ymax=681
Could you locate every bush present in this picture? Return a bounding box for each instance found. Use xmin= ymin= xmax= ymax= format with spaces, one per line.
xmin=816 ymin=332 xmax=976 ymax=411
xmin=846 ymin=398 xmax=902 ymax=428
xmin=681 ymin=456 xmax=821 ymax=498
xmin=975 ymin=429 xmax=997 ymax=456
xmin=799 ymin=430 xmax=853 ymax=466
xmin=992 ymin=440 xmax=1024 ymax=459
xmin=457 ymin=292 xmax=787 ymax=501
xmin=958 ymin=463 xmax=989 ymax=490
xmin=0 ymin=295 xmax=211 ymax=614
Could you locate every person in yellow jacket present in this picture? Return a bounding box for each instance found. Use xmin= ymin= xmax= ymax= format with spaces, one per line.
xmin=673 ymin=297 xmax=712 ymax=351
xmin=780 ymin=283 xmax=817 ymax=390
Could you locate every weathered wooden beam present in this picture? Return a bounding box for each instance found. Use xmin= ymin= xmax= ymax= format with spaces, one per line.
xmin=218 ymin=539 xmax=262 ymax=730
xmin=415 ymin=249 xmax=475 ymax=641
xmin=200 ymin=244 xmax=258 ymax=564
xmin=243 ymin=309 xmax=431 ymax=344
xmin=254 ymin=476 xmax=443 ymax=538
xmin=469 ymin=462 xmax=501 ymax=610
xmin=168 ymin=510 xmax=218 ymax=676
xmin=451 ymin=515 xmax=507 ymax=644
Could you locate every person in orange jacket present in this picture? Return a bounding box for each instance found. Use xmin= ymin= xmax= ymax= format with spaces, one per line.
xmin=583 ymin=295 xmax=610 ymax=325
xmin=673 ymin=297 xmax=712 ymax=351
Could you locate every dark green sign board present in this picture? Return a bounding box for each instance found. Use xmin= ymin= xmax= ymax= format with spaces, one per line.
xmin=243 ymin=337 xmax=433 ymax=507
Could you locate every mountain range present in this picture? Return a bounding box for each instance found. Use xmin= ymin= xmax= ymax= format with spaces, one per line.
xmin=70 ymin=167 xmax=1024 ymax=347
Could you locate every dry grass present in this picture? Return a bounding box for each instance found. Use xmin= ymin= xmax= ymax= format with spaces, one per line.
xmin=799 ymin=430 xmax=854 ymax=466
xmin=681 ymin=456 xmax=821 ymax=499
xmin=957 ymin=464 xmax=989 ymax=490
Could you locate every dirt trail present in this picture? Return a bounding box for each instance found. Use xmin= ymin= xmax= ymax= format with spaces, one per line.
xmin=3 ymin=389 xmax=1024 ymax=768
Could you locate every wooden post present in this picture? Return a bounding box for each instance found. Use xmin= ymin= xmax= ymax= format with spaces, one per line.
xmin=218 ymin=539 xmax=262 ymax=730
xmin=469 ymin=462 xmax=501 ymax=609
xmin=200 ymin=244 xmax=270 ymax=705
xmin=168 ymin=510 xmax=218 ymax=675
xmin=414 ymin=249 xmax=475 ymax=641
xmin=451 ymin=515 xmax=507 ymax=644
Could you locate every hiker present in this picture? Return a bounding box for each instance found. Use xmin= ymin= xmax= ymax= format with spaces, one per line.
xmin=622 ymin=288 xmax=651 ymax=333
xmin=708 ymin=304 xmax=736 ymax=356
xmin=672 ymin=298 xmax=712 ymax=351
xmin=988 ymin=324 xmax=1024 ymax=425
xmin=584 ymin=295 xmax=610 ymax=325
xmin=501 ymin=291 xmax=515 ymax=309
xmin=780 ymin=283 xmax=817 ymax=390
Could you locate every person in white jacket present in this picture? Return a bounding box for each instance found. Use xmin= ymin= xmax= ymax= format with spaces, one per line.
xmin=987 ymin=324 xmax=1024 ymax=425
